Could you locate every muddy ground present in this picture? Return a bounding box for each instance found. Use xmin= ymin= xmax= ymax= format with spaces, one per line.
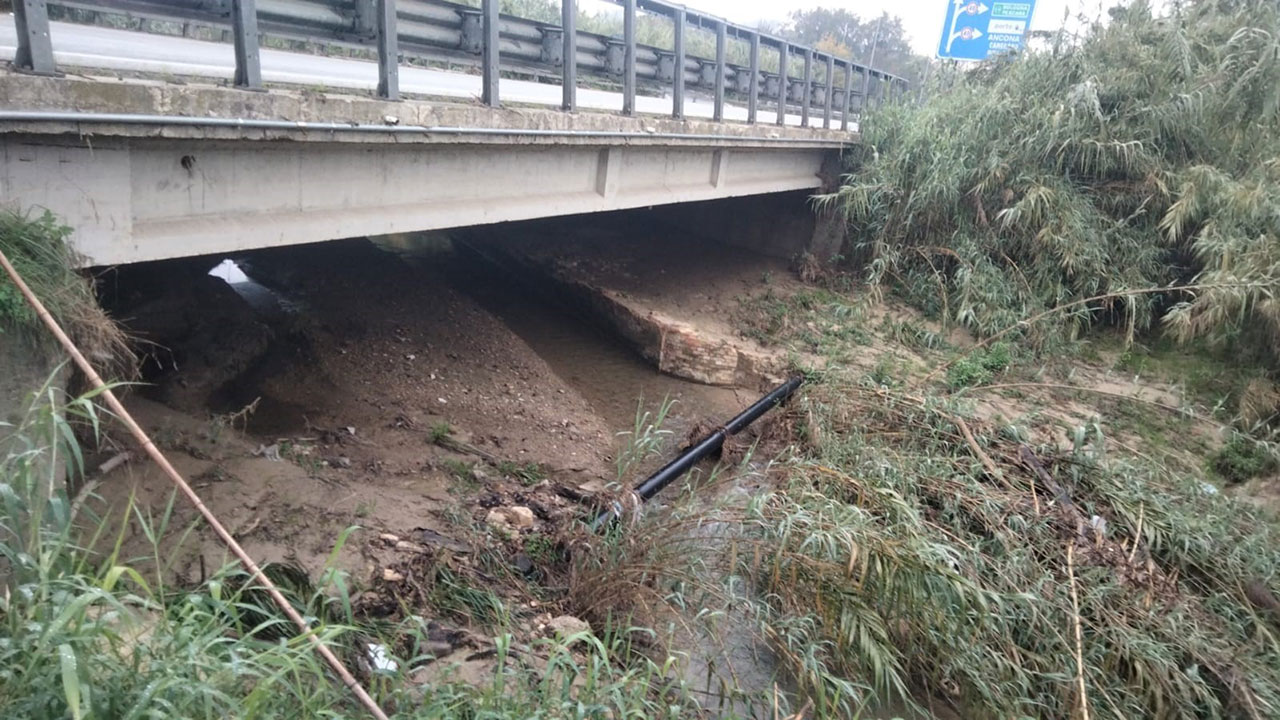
xmin=71 ymin=212 xmax=1268 ymax=717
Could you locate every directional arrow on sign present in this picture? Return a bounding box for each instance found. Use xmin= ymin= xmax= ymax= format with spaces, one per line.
xmin=962 ymin=2 xmax=990 ymax=14
xmin=951 ymin=26 xmax=984 ymax=42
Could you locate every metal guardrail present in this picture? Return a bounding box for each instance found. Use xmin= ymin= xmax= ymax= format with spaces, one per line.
xmin=10 ymin=0 xmax=909 ymax=130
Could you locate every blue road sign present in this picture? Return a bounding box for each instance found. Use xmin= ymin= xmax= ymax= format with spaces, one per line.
xmin=936 ymin=0 xmax=1038 ymax=61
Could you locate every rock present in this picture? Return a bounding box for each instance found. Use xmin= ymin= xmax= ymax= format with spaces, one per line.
xmin=485 ymin=509 xmax=510 ymax=531
xmin=382 ymin=568 xmax=405 ymax=583
xmin=507 ymin=506 xmax=535 ymax=528
xmin=512 ymin=552 xmax=534 ymax=576
xmin=546 ymin=615 xmax=590 ymax=638
xmin=395 ymin=540 xmax=429 ymax=554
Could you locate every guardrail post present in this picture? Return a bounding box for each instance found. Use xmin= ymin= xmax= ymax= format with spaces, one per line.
xmin=713 ymin=21 xmax=726 ymax=122
xmin=376 ymin=0 xmax=399 ymax=100
xmin=231 ymin=0 xmax=262 ymax=89
xmin=622 ymin=0 xmax=636 ymax=115
xmin=747 ymin=32 xmax=759 ymax=124
xmin=481 ymin=0 xmax=499 ymax=106
xmin=562 ymin=0 xmax=576 ymax=111
xmin=823 ymin=54 xmax=835 ymax=129
xmin=861 ymin=67 xmax=873 ymax=121
xmin=841 ymin=61 xmax=855 ymax=132
xmin=776 ymin=40 xmax=789 ymax=126
xmin=800 ymin=49 xmax=812 ymax=127
xmin=672 ymin=8 xmax=685 ymax=119
xmin=12 ymin=0 xmax=57 ymax=75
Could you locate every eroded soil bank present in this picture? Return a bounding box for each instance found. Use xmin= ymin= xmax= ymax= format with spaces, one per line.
xmin=67 ymin=206 xmax=1265 ymax=719
xmin=83 ymin=218 xmax=812 ymax=713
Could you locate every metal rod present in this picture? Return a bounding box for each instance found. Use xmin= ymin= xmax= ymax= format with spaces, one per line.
xmin=376 ymin=0 xmax=399 ymax=100
xmin=776 ymin=40 xmax=789 ymax=126
xmin=0 ymin=111 xmax=854 ymax=146
xmin=13 ymin=0 xmax=57 ymax=76
xmin=712 ymin=20 xmax=726 ymax=122
xmin=481 ymin=0 xmax=499 ymax=106
xmin=747 ymin=31 xmax=759 ymax=124
xmin=591 ymin=376 xmax=804 ymax=530
xmin=0 ymin=249 xmax=391 ymax=720
xmin=622 ymin=0 xmax=636 ymax=115
xmin=562 ymin=0 xmax=576 ymax=111
xmin=231 ymin=0 xmax=262 ymax=89
xmin=800 ymin=48 xmax=812 ymax=128
xmin=823 ymin=54 xmax=834 ymax=129
xmin=671 ymin=8 xmax=685 ymax=120
xmin=842 ymin=60 xmax=855 ymax=131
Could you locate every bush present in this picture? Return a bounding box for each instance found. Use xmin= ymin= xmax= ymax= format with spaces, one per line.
xmin=1213 ymin=432 xmax=1276 ymax=484
xmin=946 ymin=342 xmax=1013 ymax=389
xmin=0 ymin=210 xmax=129 ymax=374
xmin=821 ymin=0 xmax=1280 ymax=358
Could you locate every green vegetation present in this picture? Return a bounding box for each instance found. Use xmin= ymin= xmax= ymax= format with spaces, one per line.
xmin=736 ymin=288 xmax=870 ymax=352
xmin=0 ymin=388 xmax=700 ymax=718
xmin=496 ymin=460 xmax=546 ymax=486
xmin=1213 ymin=432 xmax=1276 ymax=484
xmin=946 ymin=342 xmax=1013 ymax=389
xmin=0 ymin=210 xmax=127 ymax=368
xmin=737 ymin=373 xmax=1280 ymax=718
xmin=824 ymin=0 xmax=1280 ymax=362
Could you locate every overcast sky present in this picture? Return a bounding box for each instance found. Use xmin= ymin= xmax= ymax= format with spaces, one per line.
xmin=580 ymin=0 xmax=1113 ymax=56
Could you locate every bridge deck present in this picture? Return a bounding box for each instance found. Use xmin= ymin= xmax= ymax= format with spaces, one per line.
xmin=0 ymin=17 xmax=836 ymax=131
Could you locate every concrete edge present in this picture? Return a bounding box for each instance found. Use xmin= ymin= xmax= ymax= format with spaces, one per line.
xmin=0 ymin=72 xmax=861 ymax=149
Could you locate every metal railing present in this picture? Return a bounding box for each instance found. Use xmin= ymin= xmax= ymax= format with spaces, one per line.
xmin=10 ymin=0 xmax=909 ymax=130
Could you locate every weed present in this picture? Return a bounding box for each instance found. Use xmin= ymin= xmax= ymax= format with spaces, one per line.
xmin=497 ymin=460 xmax=546 ymax=486
xmin=615 ymin=397 xmax=674 ymax=482
xmin=0 ymin=210 xmax=131 ymax=379
xmin=1212 ymin=433 xmax=1276 ymax=484
xmin=946 ymin=342 xmax=1013 ymax=389
xmin=522 ymin=533 xmax=557 ymax=565
xmin=1 ymin=384 xmax=701 ymax=718
xmin=429 ymin=421 xmax=453 ymax=443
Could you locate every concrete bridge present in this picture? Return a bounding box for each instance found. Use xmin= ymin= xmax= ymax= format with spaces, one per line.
xmin=1 ymin=0 xmax=904 ymax=267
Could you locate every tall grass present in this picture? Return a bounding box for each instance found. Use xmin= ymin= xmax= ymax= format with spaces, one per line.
xmin=822 ymin=0 xmax=1280 ymax=363
xmin=0 ymin=210 xmax=130 ymax=380
xmin=0 ymin=386 xmax=702 ymax=718
xmin=734 ymin=372 xmax=1280 ymax=718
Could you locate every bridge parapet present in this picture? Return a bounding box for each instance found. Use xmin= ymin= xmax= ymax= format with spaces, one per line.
xmin=10 ymin=0 xmax=907 ymax=129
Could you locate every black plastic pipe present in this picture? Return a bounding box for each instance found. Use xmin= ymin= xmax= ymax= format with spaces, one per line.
xmin=591 ymin=375 xmax=804 ymax=530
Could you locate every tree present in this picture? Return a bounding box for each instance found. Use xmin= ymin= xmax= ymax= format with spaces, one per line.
xmin=781 ymin=9 xmax=927 ymax=85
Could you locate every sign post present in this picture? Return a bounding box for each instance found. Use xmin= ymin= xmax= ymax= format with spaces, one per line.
xmin=936 ymin=0 xmax=1038 ymax=61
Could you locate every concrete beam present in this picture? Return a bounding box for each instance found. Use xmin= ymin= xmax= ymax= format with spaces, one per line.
xmin=1 ymin=133 xmax=831 ymax=266
xmin=0 ymin=73 xmax=857 ymax=149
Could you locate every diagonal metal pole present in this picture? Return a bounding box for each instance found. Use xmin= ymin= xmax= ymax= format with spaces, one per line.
xmin=0 ymin=249 xmax=390 ymax=720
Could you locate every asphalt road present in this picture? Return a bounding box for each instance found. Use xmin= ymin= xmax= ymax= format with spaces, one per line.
xmin=1 ymin=16 xmax=843 ymax=129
